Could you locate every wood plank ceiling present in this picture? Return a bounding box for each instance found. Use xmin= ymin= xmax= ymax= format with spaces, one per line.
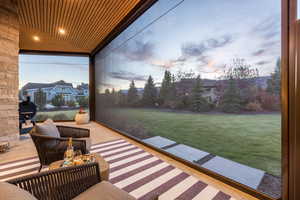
xmin=18 ymin=0 xmax=141 ymax=53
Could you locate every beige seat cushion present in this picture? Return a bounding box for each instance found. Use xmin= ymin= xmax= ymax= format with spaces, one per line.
xmin=0 ymin=182 xmax=37 ymax=200
xmin=73 ymin=181 xmax=136 ymax=200
xmin=35 ymin=119 xmax=60 ymax=138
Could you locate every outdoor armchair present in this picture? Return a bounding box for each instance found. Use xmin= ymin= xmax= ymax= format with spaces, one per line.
xmin=5 ymin=162 xmax=137 ymax=200
xmin=30 ymin=124 xmax=91 ymax=171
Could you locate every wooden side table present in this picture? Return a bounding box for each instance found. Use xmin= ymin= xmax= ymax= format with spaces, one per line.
xmin=49 ymin=153 xmax=109 ymax=181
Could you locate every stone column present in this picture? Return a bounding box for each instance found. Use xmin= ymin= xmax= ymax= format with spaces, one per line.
xmin=0 ymin=0 xmax=19 ymax=142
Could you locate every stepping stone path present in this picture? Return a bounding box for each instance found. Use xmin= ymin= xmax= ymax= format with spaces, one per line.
xmin=143 ymin=136 xmax=177 ymax=148
xmin=202 ymin=156 xmax=265 ymax=189
xmin=165 ymin=144 xmax=209 ymax=162
xmin=143 ymin=136 xmax=277 ymax=196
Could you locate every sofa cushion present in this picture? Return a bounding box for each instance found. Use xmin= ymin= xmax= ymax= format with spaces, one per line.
xmin=72 ymin=181 xmax=136 ymax=200
xmin=36 ymin=119 xmax=60 ymax=138
xmin=0 ymin=182 xmax=37 ymax=200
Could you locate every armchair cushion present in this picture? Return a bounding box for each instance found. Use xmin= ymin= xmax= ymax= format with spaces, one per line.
xmin=73 ymin=181 xmax=136 ymax=200
xmin=35 ymin=119 xmax=60 ymax=138
xmin=0 ymin=182 xmax=37 ymax=200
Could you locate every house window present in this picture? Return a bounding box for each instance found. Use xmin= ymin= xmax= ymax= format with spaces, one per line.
xmin=94 ymin=0 xmax=281 ymax=198
xmin=19 ymin=54 xmax=89 ymax=121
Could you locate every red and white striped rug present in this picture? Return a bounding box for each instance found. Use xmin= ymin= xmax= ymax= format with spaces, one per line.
xmin=0 ymin=139 xmax=236 ymax=200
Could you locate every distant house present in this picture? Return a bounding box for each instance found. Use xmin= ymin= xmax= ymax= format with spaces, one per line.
xmin=76 ymin=83 xmax=89 ymax=97
xmin=21 ymin=80 xmax=89 ymax=103
xmin=175 ymin=79 xmax=218 ymax=103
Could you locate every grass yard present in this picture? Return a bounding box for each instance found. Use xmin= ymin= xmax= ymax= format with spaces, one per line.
xmin=37 ymin=109 xmax=89 ymax=121
xmin=108 ymin=108 xmax=281 ymax=176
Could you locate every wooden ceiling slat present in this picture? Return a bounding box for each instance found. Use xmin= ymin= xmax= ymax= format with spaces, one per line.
xmin=18 ymin=0 xmax=142 ymax=53
xmin=77 ymin=0 xmax=103 ymax=47
xmin=86 ymin=0 xmax=131 ymax=49
xmin=64 ymin=0 xmax=80 ymax=41
xmin=70 ymin=0 xmax=96 ymax=48
xmin=78 ymin=0 xmax=111 ymax=48
xmin=89 ymin=0 xmax=133 ymax=49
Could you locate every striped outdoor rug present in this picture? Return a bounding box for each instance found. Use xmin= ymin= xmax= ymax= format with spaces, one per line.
xmin=0 ymin=139 xmax=236 ymax=200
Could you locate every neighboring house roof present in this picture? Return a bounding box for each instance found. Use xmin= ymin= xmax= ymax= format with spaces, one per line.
xmin=77 ymin=83 xmax=89 ymax=90
xmin=21 ymin=80 xmax=73 ymax=91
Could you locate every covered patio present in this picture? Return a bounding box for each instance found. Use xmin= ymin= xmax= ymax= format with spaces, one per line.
xmin=0 ymin=0 xmax=298 ymax=199
xmin=0 ymin=122 xmax=253 ymax=200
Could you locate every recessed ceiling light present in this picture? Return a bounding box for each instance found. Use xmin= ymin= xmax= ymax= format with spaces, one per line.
xmin=58 ymin=28 xmax=66 ymax=35
xmin=33 ymin=36 xmax=40 ymax=41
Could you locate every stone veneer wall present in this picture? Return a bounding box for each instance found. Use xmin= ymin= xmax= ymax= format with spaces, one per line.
xmin=0 ymin=0 xmax=19 ymax=142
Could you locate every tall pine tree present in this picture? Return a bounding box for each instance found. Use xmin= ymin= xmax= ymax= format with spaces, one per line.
xmin=159 ymin=70 xmax=176 ymax=105
xmin=159 ymin=70 xmax=172 ymax=102
xmin=142 ymin=76 xmax=157 ymax=107
xmin=191 ymin=76 xmax=210 ymax=112
xmin=266 ymin=58 xmax=281 ymax=95
xmin=220 ymin=78 xmax=242 ymax=113
xmin=127 ymin=80 xmax=139 ymax=106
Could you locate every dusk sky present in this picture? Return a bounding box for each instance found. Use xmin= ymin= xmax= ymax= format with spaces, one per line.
xmin=19 ymin=0 xmax=281 ymax=92
xmin=95 ymin=0 xmax=281 ymax=93
xmin=19 ymin=54 xmax=89 ymax=89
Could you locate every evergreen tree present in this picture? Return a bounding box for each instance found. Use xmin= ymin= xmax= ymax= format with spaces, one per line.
xmin=266 ymin=58 xmax=281 ymax=95
xmin=159 ymin=70 xmax=172 ymax=103
xmin=191 ymin=76 xmax=210 ymax=112
xmin=142 ymin=76 xmax=157 ymax=107
xmin=34 ymin=88 xmax=46 ymax=110
xmin=127 ymin=80 xmax=139 ymax=106
xmin=220 ymin=78 xmax=242 ymax=113
xmin=111 ymin=88 xmax=117 ymax=105
xmin=159 ymin=70 xmax=177 ymax=107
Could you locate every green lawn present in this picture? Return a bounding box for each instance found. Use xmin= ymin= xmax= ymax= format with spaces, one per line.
xmin=37 ymin=109 xmax=89 ymax=121
xmin=108 ymin=108 xmax=281 ymax=176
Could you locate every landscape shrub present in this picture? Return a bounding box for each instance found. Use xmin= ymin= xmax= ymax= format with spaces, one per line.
xmin=77 ymin=96 xmax=89 ymax=108
xmin=67 ymin=100 xmax=76 ymax=107
xmin=260 ymin=93 xmax=280 ymax=111
xmin=35 ymin=114 xmax=50 ymax=122
xmin=52 ymin=113 xmax=69 ymax=121
xmin=162 ymin=100 xmax=177 ymax=109
xmin=245 ymin=102 xmax=263 ymax=112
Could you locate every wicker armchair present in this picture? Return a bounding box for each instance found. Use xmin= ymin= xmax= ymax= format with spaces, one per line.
xmin=7 ymin=163 xmax=140 ymax=200
xmin=8 ymin=162 xmax=101 ymax=200
xmin=30 ymin=125 xmax=91 ymax=171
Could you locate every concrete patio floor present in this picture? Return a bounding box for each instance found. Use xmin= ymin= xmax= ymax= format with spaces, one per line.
xmin=0 ymin=122 xmax=258 ymax=200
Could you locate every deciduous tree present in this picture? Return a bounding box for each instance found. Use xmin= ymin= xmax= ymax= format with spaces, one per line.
xmin=51 ymin=94 xmax=65 ymax=107
xmin=34 ymin=88 xmax=46 ymax=110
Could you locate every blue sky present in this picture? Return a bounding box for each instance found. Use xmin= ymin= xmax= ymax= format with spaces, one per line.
xmin=95 ymin=0 xmax=281 ymax=92
xmin=19 ymin=54 xmax=89 ymax=88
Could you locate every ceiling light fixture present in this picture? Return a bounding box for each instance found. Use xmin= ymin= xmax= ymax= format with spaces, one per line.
xmin=58 ymin=28 xmax=66 ymax=35
xmin=33 ymin=36 xmax=40 ymax=41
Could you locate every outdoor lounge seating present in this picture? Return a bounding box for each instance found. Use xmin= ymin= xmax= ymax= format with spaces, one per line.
xmin=30 ymin=120 xmax=91 ymax=171
xmin=2 ymin=162 xmax=137 ymax=200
